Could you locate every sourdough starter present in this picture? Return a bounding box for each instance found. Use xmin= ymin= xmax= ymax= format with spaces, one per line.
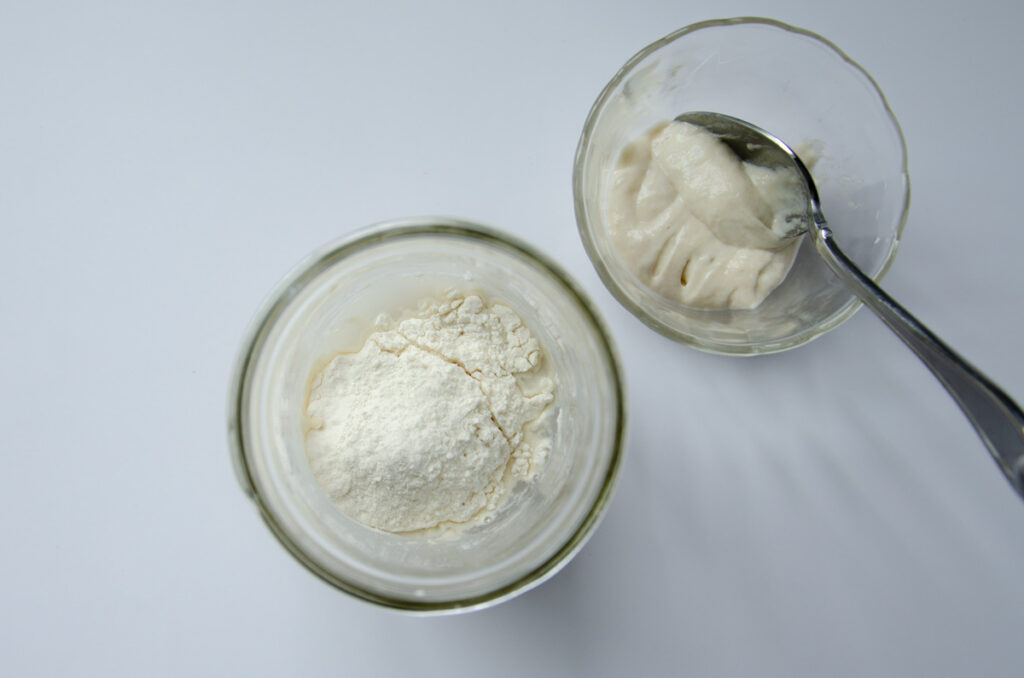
xmin=607 ymin=120 xmax=807 ymax=309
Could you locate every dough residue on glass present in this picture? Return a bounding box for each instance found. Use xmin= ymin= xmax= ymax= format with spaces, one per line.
xmin=304 ymin=294 xmax=555 ymax=533
xmin=607 ymin=120 xmax=809 ymax=309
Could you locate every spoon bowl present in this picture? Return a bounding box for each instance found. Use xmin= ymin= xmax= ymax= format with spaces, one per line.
xmin=674 ymin=111 xmax=819 ymax=239
xmin=678 ymin=110 xmax=1024 ymax=501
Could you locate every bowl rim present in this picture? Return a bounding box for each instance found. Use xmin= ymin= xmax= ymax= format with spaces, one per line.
xmin=227 ymin=217 xmax=627 ymax=613
xmin=573 ymin=16 xmax=911 ymax=355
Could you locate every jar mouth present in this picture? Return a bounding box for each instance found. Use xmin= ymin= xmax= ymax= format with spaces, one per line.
xmin=572 ymin=17 xmax=910 ymax=355
xmin=228 ymin=217 xmax=627 ymax=613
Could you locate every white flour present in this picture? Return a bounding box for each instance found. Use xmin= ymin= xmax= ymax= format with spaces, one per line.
xmin=304 ymin=294 xmax=555 ymax=533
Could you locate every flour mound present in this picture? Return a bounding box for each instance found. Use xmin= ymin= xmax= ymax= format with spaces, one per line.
xmin=304 ymin=295 xmax=555 ymax=532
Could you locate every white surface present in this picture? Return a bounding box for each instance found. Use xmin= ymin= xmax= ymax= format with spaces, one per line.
xmin=2 ymin=1 xmax=1022 ymax=676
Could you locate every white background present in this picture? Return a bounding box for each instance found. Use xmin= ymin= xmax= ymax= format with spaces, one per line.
xmin=2 ymin=1 xmax=1022 ymax=676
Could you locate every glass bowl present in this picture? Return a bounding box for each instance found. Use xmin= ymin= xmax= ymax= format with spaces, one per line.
xmin=573 ymin=17 xmax=910 ymax=354
xmin=228 ymin=218 xmax=625 ymax=613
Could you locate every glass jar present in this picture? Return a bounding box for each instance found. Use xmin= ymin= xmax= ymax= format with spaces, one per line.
xmin=228 ymin=218 xmax=625 ymax=612
xmin=574 ymin=18 xmax=910 ymax=354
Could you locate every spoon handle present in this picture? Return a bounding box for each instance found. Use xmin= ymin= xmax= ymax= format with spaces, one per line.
xmin=813 ymin=225 xmax=1024 ymax=500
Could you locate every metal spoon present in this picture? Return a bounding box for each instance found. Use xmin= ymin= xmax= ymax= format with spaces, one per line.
xmin=676 ymin=111 xmax=1024 ymax=501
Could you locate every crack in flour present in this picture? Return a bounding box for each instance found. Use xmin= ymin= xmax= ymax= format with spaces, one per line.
xmin=304 ymin=294 xmax=556 ymax=533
